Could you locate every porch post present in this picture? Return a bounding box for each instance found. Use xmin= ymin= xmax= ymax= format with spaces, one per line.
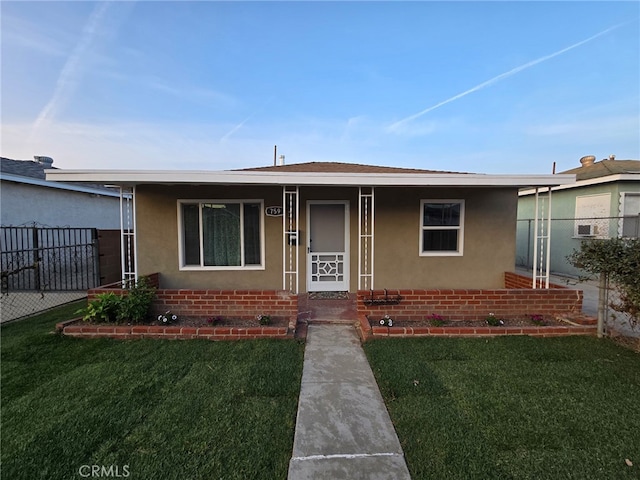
xmin=358 ymin=187 xmax=375 ymax=290
xmin=119 ymin=186 xmax=137 ymax=287
xmin=283 ymin=186 xmax=299 ymax=293
xmin=532 ymin=187 xmax=551 ymax=289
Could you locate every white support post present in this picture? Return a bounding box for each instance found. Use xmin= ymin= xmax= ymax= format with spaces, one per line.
xmin=544 ymin=188 xmax=552 ymax=288
xmin=358 ymin=187 xmax=375 ymax=290
xmin=283 ymin=186 xmax=299 ymax=293
xmin=532 ymin=187 xmax=551 ymax=289
xmin=119 ymin=186 xmax=137 ymax=287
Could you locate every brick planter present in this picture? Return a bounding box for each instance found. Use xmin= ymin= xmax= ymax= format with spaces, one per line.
xmin=56 ymin=318 xmax=295 ymax=340
xmin=66 ymin=277 xmax=298 ymax=340
xmin=357 ymin=314 xmax=596 ymax=340
xmin=357 ymin=272 xmax=583 ymax=322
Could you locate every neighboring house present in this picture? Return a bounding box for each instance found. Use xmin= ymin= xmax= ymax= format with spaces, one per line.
xmin=517 ymin=155 xmax=640 ymax=276
xmin=1 ymin=157 xmax=125 ymax=321
xmin=0 ymin=156 xmax=121 ymax=228
xmin=47 ymin=161 xmax=573 ymax=293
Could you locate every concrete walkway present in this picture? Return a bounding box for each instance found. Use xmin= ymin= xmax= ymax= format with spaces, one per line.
xmin=288 ymin=324 xmax=411 ymax=480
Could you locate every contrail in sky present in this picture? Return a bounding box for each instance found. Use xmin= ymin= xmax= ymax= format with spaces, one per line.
xmin=387 ymin=21 xmax=630 ymax=133
xmin=220 ymin=96 xmax=275 ymax=142
xmin=30 ymin=2 xmax=111 ymax=139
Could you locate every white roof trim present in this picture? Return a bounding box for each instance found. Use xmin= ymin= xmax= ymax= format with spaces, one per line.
xmin=45 ymin=169 xmax=575 ymax=188
xmin=1 ymin=171 xmax=120 ymax=197
xmin=519 ymin=173 xmax=639 ymax=196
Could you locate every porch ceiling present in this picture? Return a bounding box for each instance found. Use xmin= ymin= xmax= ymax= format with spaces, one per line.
xmin=46 ymin=169 xmax=575 ymax=189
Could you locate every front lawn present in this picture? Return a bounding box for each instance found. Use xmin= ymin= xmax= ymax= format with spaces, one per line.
xmin=364 ymin=336 xmax=640 ymax=479
xmin=1 ymin=302 xmax=304 ymax=480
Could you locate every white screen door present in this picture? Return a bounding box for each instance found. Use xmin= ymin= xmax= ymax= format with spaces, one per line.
xmin=307 ymin=202 xmax=349 ymax=291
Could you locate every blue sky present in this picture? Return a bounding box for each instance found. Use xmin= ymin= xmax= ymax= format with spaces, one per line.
xmin=1 ymin=1 xmax=638 ymax=174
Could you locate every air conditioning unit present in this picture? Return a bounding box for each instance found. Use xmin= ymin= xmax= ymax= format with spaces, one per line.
xmin=577 ymin=224 xmax=597 ymax=236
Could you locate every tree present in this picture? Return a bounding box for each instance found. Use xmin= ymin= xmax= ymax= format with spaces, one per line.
xmin=568 ymin=238 xmax=640 ymax=337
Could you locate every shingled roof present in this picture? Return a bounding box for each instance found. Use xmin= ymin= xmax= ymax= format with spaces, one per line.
xmin=237 ymin=161 xmax=469 ymax=175
xmin=0 ymin=157 xmax=55 ymax=180
xmin=1 ymin=157 xmax=118 ymax=194
xmin=559 ymin=159 xmax=640 ymax=181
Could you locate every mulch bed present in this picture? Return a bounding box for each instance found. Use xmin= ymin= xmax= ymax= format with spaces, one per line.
xmin=81 ymin=316 xmax=290 ymax=328
xmin=156 ymin=316 xmax=290 ymax=328
xmin=368 ymin=316 xmax=567 ymax=328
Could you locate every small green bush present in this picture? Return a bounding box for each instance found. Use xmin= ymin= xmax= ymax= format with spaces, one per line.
xmin=116 ymin=278 xmax=156 ymax=324
xmin=82 ymin=293 xmax=120 ymax=322
xmin=257 ymin=314 xmax=271 ymax=325
xmin=568 ymin=238 xmax=640 ymax=325
xmin=80 ymin=278 xmax=156 ymax=324
xmin=486 ymin=313 xmax=504 ymax=326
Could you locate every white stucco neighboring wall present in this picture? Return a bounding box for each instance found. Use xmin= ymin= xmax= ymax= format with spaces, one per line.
xmin=1 ymin=181 xmax=121 ymax=228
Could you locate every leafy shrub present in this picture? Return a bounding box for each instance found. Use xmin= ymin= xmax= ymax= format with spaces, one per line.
xmin=82 ymin=293 xmax=120 ymax=322
xmin=486 ymin=313 xmax=504 ymax=326
xmin=79 ymin=277 xmax=156 ymax=324
xmin=257 ymin=314 xmax=271 ymax=325
xmin=428 ymin=313 xmax=445 ymax=326
xmin=568 ymin=238 xmax=639 ymax=326
xmin=116 ymin=278 xmax=156 ymax=324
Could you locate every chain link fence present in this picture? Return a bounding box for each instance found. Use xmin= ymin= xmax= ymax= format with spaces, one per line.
xmin=1 ymin=226 xmax=104 ymax=323
xmin=516 ymin=215 xmax=640 ymax=277
xmin=517 ymin=216 xmax=640 ymax=341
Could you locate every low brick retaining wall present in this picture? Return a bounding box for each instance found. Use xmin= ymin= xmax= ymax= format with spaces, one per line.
xmin=74 ymin=275 xmax=298 ymax=340
xmin=56 ymin=318 xmax=294 ymax=340
xmin=88 ymin=274 xmax=298 ymax=322
xmin=357 ymin=315 xmax=596 ymax=340
xmin=358 ymin=272 xmax=582 ymax=322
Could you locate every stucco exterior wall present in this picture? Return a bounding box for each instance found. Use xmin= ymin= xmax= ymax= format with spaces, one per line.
xmin=135 ymin=184 xmax=284 ymax=290
xmin=372 ymin=187 xmax=517 ymax=289
xmin=1 ymin=181 xmax=121 ymax=229
xmin=135 ymin=185 xmax=518 ymax=291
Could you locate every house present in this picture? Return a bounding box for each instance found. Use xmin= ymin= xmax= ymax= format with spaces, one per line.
xmin=517 ymin=155 xmax=640 ymax=276
xmin=0 ymin=156 xmax=121 ymax=228
xmin=47 ymin=161 xmax=583 ymax=323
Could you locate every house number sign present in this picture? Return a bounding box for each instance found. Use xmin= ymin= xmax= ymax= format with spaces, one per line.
xmin=266 ymin=206 xmax=284 ymax=217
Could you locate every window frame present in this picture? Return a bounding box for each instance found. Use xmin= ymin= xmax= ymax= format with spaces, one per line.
xmin=177 ymin=199 xmax=265 ymax=271
xmin=419 ymin=199 xmax=465 ymax=256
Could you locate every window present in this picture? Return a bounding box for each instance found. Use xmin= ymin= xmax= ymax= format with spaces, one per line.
xmin=620 ymin=193 xmax=640 ymax=238
xmin=420 ymin=200 xmax=464 ymax=255
xmin=179 ymin=200 xmax=263 ymax=269
xmin=574 ymin=194 xmax=610 ymax=238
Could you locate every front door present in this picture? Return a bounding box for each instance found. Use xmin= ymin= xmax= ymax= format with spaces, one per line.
xmin=307 ymin=201 xmax=349 ymax=292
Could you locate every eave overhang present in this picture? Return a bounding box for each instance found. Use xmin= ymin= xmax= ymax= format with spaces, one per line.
xmin=1 ymin=171 xmax=121 ymax=197
xmin=45 ymin=169 xmax=576 ymax=189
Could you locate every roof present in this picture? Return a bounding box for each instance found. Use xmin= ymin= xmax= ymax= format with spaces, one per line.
xmin=239 ymin=161 xmax=467 ymax=175
xmin=559 ymin=159 xmax=640 ymax=181
xmin=1 ymin=157 xmax=120 ymax=197
xmin=45 ymin=160 xmax=575 ymax=188
xmin=0 ymin=157 xmax=53 ymax=180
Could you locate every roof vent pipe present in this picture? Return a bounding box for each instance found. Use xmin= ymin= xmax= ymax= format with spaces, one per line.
xmin=34 ymin=156 xmax=53 ymax=167
xmin=278 ymin=154 xmax=285 ymax=166
xmin=579 ymin=155 xmax=596 ymax=167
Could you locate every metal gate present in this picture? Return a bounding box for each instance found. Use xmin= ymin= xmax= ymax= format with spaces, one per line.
xmin=1 ymin=226 xmax=100 ymax=322
xmin=1 ymin=226 xmax=99 ymax=292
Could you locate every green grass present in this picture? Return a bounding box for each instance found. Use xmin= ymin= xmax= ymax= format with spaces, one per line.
xmin=1 ymin=301 xmax=304 ymax=480
xmin=364 ymin=336 xmax=640 ymax=480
